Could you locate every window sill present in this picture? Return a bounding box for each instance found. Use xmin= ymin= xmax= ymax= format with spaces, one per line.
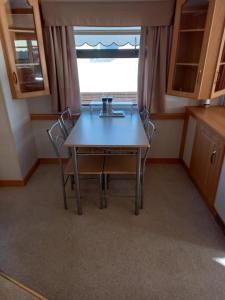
xmin=81 ymin=102 xmax=138 ymax=112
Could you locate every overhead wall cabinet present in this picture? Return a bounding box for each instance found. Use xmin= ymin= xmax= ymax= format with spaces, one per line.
xmin=167 ymin=0 xmax=225 ymax=99
xmin=0 ymin=0 xmax=49 ymax=99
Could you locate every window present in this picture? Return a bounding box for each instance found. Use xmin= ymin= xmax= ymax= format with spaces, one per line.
xmin=74 ymin=26 xmax=140 ymax=104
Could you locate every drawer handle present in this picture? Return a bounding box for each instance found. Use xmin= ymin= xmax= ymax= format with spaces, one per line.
xmin=13 ymin=72 xmax=17 ymax=84
xmin=210 ymin=150 xmax=217 ymax=164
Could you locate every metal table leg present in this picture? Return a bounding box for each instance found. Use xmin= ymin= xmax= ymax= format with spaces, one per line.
xmin=140 ymin=173 xmax=144 ymax=209
xmin=135 ymin=148 xmax=141 ymax=215
xmin=71 ymin=146 xmax=82 ymax=215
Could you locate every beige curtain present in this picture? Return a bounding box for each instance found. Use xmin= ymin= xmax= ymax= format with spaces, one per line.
xmin=44 ymin=26 xmax=80 ymax=113
xmin=138 ymin=26 xmax=173 ymax=113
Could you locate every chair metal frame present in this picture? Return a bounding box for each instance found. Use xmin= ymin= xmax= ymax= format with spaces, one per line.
xmin=140 ymin=117 xmax=156 ymax=208
xmin=47 ymin=119 xmax=104 ymax=212
xmin=103 ymin=113 xmax=156 ymax=211
xmin=59 ymin=107 xmax=75 ymax=137
xmin=47 ymin=119 xmax=71 ymax=210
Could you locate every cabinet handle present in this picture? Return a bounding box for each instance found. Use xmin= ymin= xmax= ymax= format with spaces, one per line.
xmin=210 ymin=150 xmax=217 ymax=164
xmin=13 ymin=72 xmax=18 ymax=84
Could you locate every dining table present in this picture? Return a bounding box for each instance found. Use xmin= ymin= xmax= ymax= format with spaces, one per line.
xmin=64 ymin=109 xmax=150 ymax=215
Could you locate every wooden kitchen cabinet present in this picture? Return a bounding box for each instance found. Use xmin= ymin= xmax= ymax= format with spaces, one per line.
xmin=211 ymin=26 xmax=225 ymax=98
xmin=190 ymin=122 xmax=224 ymax=207
xmin=182 ymin=106 xmax=225 ymax=211
xmin=167 ymin=0 xmax=225 ymax=100
xmin=0 ymin=0 xmax=49 ymax=99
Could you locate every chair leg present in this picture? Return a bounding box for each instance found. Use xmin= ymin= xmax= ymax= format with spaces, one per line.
xmin=61 ymin=174 xmax=68 ymax=210
xmin=104 ymin=173 xmax=108 ymax=208
xmin=140 ymin=173 xmax=144 ymax=209
xmin=101 ymin=173 xmax=105 ymax=190
xmin=99 ymin=174 xmax=104 ymax=209
xmin=107 ymin=174 xmax=110 ymax=190
xmin=70 ymin=176 xmax=74 ymax=190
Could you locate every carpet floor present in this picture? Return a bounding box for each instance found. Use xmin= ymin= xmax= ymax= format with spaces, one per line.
xmin=0 ymin=272 xmax=47 ymax=300
xmin=0 ymin=164 xmax=225 ymax=300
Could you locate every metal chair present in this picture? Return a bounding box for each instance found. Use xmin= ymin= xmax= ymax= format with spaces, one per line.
xmin=59 ymin=107 xmax=75 ymax=137
xmin=59 ymin=107 xmax=103 ymax=154
xmin=47 ymin=120 xmax=104 ymax=212
xmin=103 ymin=117 xmax=156 ymax=210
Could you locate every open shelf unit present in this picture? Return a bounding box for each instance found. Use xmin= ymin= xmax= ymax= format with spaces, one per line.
xmin=213 ymin=29 xmax=225 ymax=94
xmin=171 ymin=1 xmax=209 ymax=94
xmin=168 ymin=0 xmax=225 ymax=99
xmin=0 ymin=0 xmax=49 ymax=98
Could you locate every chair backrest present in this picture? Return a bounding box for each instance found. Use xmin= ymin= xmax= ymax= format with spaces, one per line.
xmin=47 ymin=120 xmax=66 ymax=158
xmin=140 ymin=106 xmax=150 ymax=123
xmin=59 ymin=107 xmax=74 ymax=137
xmin=144 ymin=118 xmax=156 ymax=145
xmin=142 ymin=118 xmax=156 ymax=171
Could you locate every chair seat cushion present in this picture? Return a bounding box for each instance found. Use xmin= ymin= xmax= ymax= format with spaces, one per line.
xmin=65 ymin=156 xmax=104 ymax=175
xmin=104 ymin=155 xmax=137 ymax=174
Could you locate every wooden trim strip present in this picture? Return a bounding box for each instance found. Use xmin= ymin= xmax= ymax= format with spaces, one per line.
xmin=23 ymin=159 xmax=40 ymax=184
xmin=39 ymin=158 xmax=69 ymax=164
xmin=40 ymin=157 xmax=181 ymax=165
xmin=30 ymin=114 xmax=80 ymax=121
xmin=31 ymin=114 xmax=59 ymax=120
xmin=147 ymin=158 xmax=181 ymax=164
xmin=0 ymin=159 xmax=39 ymax=187
xmin=30 ymin=113 xmax=185 ymax=121
xmin=0 ymin=180 xmax=25 ymax=187
xmin=0 ymin=271 xmax=47 ymax=300
xmin=150 ymin=113 xmax=185 ymax=120
xmin=0 ymin=157 xmax=181 ymax=187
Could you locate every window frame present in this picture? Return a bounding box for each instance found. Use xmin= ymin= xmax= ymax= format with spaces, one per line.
xmin=76 ymin=49 xmax=139 ymax=59
xmin=74 ymin=27 xmax=140 ymax=104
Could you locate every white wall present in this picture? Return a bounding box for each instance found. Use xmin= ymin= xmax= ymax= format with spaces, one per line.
xmin=27 ymin=95 xmax=52 ymax=114
xmin=29 ymin=94 xmax=220 ymax=159
xmin=27 ymin=94 xmax=195 ymax=159
xmin=27 ymin=94 xmax=199 ymax=115
xmin=30 ymin=118 xmax=184 ymax=159
xmin=0 ymin=85 xmax=22 ymax=180
xmin=150 ymin=119 xmax=183 ymax=158
xmin=0 ymin=41 xmax=37 ymax=179
xmin=0 ymin=41 xmax=222 ymax=176
xmin=32 ymin=120 xmax=68 ymax=158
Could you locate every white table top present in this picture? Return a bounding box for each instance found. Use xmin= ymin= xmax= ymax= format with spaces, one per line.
xmin=64 ymin=111 xmax=149 ymax=148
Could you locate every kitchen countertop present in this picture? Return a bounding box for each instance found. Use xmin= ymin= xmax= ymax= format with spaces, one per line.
xmin=187 ymin=106 xmax=225 ymax=141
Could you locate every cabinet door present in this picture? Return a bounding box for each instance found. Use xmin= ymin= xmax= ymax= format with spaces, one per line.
xmin=190 ymin=122 xmax=224 ymax=207
xmin=190 ymin=123 xmax=213 ymax=197
xmin=205 ymin=139 xmax=224 ymax=206
xmin=0 ymin=0 xmax=49 ymax=98
xmin=167 ymin=0 xmax=211 ymax=99
xmin=211 ymin=25 xmax=225 ymax=98
xmin=183 ymin=115 xmax=197 ymax=168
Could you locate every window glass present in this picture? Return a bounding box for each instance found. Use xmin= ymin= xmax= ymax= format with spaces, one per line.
xmin=74 ymin=26 xmax=140 ymax=104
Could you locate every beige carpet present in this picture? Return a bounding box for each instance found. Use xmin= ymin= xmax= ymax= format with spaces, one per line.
xmin=0 ymin=272 xmax=47 ymax=300
xmin=0 ymin=164 xmax=225 ymax=300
